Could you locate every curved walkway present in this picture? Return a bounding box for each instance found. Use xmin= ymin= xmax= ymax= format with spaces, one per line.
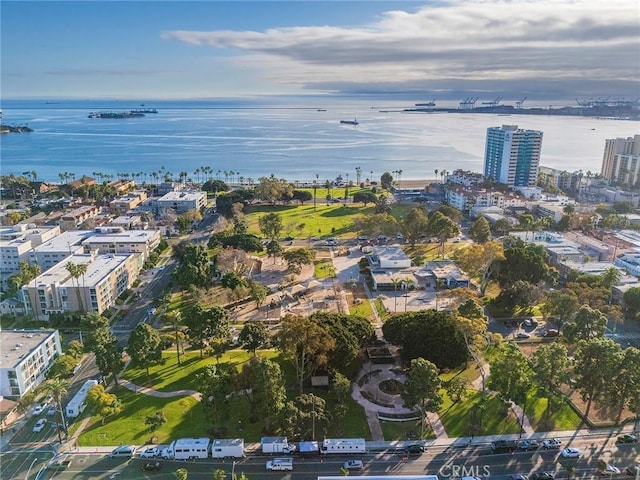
xmin=118 ymin=379 xmax=201 ymax=401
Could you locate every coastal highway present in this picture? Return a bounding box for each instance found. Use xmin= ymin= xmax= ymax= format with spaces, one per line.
xmin=3 ymin=436 xmax=637 ymax=480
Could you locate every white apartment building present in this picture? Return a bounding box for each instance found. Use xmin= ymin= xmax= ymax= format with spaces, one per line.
xmin=28 ymin=230 xmax=93 ymax=272
xmin=155 ymin=190 xmax=206 ymax=214
xmin=601 ymin=134 xmax=640 ymax=185
xmin=615 ymin=250 xmax=640 ymax=277
xmin=21 ymin=252 xmax=139 ymax=319
xmin=0 ymin=330 xmax=62 ymax=397
xmin=81 ymin=228 xmax=161 ymax=263
xmin=448 ymin=169 xmax=485 ymax=187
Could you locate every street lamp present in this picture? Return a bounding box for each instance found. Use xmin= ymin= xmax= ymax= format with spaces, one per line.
xmin=25 ymin=457 xmax=38 ymax=480
xmin=232 ymin=460 xmax=236 ymax=480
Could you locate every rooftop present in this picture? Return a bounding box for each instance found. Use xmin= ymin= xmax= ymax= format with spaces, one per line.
xmin=0 ymin=330 xmax=57 ymax=369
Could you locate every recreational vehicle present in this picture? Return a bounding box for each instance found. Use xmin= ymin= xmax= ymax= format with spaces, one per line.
xmin=210 ymin=438 xmax=245 ymax=458
xmin=161 ymin=437 xmax=210 ymax=460
xmin=65 ymin=380 xmax=98 ymax=418
xmin=261 ymin=436 xmax=297 ymax=454
xmin=320 ymin=438 xmax=366 ymax=454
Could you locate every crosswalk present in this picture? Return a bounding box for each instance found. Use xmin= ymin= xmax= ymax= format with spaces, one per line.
xmin=606 ymin=331 xmax=640 ymax=347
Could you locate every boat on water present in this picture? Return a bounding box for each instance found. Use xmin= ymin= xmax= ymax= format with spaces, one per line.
xmin=131 ymin=108 xmax=158 ymax=114
xmin=88 ymin=111 xmax=145 ymax=119
xmin=340 ymin=119 xmax=359 ymax=126
xmin=1 ymin=124 xmax=33 ymax=133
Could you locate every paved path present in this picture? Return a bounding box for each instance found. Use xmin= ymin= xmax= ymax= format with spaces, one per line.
xmin=118 ymin=379 xmax=201 ymax=400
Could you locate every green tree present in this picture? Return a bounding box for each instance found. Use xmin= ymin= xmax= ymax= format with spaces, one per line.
xmin=65 ymin=261 xmax=88 ymax=312
xmin=275 ymin=314 xmax=336 ymax=393
xmin=600 ymin=266 xmax=621 ymax=303
xmin=330 ymin=372 xmax=352 ymax=433
xmin=401 ymin=207 xmax=430 ymax=247
xmin=563 ymin=305 xmax=607 ymax=344
xmin=237 ymin=357 xmax=287 ymax=433
xmin=532 ymin=343 xmax=569 ymax=418
xmin=380 ymin=172 xmax=393 ymax=189
xmin=574 ymin=337 xmax=621 ymax=419
xmin=82 ymin=313 xmax=124 ymax=386
xmin=352 ymin=190 xmax=377 ymax=206
xmin=495 ymin=238 xmax=553 ymax=286
xmin=402 ymin=357 xmax=443 ymax=439
xmin=452 ymin=241 xmax=504 ymax=296
xmin=292 ymin=190 xmax=313 ymax=204
xmin=46 ymin=354 xmax=77 ymax=379
xmin=258 ymin=212 xmax=284 ymax=241
xmin=540 ymin=289 xmax=579 ymax=325
xmin=66 ymin=340 xmax=84 ymax=360
xmin=445 ymin=375 xmax=469 ymax=403
xmin=282 ymin=248 xmax=315 ymax=275
xmin=145 ymin=409 xmax=168 ymax=435
xmin=283 ymin=393 xmax=330 ymax=441
xmin=221 ymin=272 xmax=247 ymax=291
xmin=487 ymin=342 xmax=533 ymax=431
xmin=247 ymin=280 xmax=268 ymax=309
xmin=197 ymin=365 xmax=236 ymax=428
xmin=428 ymin=210 xmax=459 ymax=256
xmin=382 ymin=310 xmax=468 ymax=369
xmin=266 ymin=240 xmax=283 ymax=263
xmin=164 ymin=310 xmax=184 ymax=366
xmin=40 ymin=379 xmax=69 ymax=443
xmin=623 ymin=286 xmax=640 ymax=317
xmin=468 ymin=216 xmax=491 ymax=244
xmin=605 ymin=346 xmax=640 ymax=422
xmin=238 ymin=322 xmax=269 ymax=356
xmin=374 ymin=194 xmax=391 ymax=214
xmin=173 ymin=244 xmax=211 ymax=289
xmin=126 ymin=323 xmax=163 ymax=376
xmin=86 ymin=384 xmax=121 ymax=424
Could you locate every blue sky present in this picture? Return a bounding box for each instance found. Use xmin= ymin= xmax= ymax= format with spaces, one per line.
xmin=2 ymin=0 xmax=639 ymax=100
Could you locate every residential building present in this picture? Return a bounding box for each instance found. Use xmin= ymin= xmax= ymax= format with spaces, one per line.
xmin=369 ymin=246 xmax=412 ymax=269
xmin=28 ymin=230 xmax=93 ymax=272
xmin=601 ymin=134 xmax=640 ymax=185
xmin=417 ymin=261 xmax=470 ymax=289
xmin=110 ymin=215 xmax=144 ymax=230
xmin=109 ymin=191 xmax=148 ymax=214
xmin=447 ymin=169 xmax=485 ymax=187
xmin=538 ymin=166 xmax=581 ymax=191
xmin=615 ymin=250 xmax=640 ymax=277
xmin=0 ymin=330 xmax=62 ymax=398
xmin=21 ymin=252 xmax=139 ymax=319
xmin=81 ymin=228 xmax=161 ymax=263
xmin=59 ymin=205 xmax=100 ymax=230
xmin=155 ymin=190 xmax=206 ymax=214
xmin=483 ymin=124 xmax=543 ymax=187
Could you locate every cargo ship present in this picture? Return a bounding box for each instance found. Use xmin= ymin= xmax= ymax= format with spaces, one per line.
xmin=88 ymin=111 xmax=145 ymax=119
xmin=340 ymin=119 xmax=359 ymax=125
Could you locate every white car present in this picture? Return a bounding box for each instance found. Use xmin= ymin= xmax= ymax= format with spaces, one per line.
xmin=47 ymin=405 xmax=57 ymax=416
xmin=139 ymin=446 xmax=159 ymax=458
xmin=542 ymin=438 xmax=562 ymax=449
xmin=560 ymin=448 xmax=582 ymax=458
xmin=344 ymin=460 xmax=364 ymax=470
xmin=33 ymin=419 xmax=47 ymax=433
xmin=33 ymin=403 xmax=47 ymax=415
xmin=603 ymin=465 xmax=621 ymax=475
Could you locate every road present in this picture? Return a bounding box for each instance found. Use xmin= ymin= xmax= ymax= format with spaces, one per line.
xmin=3 ymin=435 xmax=637 ymax=480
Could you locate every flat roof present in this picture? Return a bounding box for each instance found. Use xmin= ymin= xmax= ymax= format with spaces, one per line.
xmin=158 ymin=191 xmax=205 ymax=201
xmin=32 ymin=230 xmax=93 ymax=252
xmin=27 ymin=253 xmax=133 ymax=289
xmin=0 ymin=330 xmax=58 ymax=369
xmin=82 ymin=230 xmax=158 ymax=244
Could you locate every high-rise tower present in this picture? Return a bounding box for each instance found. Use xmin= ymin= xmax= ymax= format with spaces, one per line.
xmin=483 ymin=125 xmax=543 ymax=187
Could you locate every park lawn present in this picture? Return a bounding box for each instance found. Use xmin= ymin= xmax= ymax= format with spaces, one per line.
xmin=525 ymin=389 xmax=583 ymax=432
xmin=123 ymin=349 xmax=280 ymax=392
xmin=439 ymin=389 xmax=522 ymax=437
xmin=349 ymin=297 xmax=374 ymax=319
xmin=78 ymin=387 xmax=206 ymax=446
xmin=314 ymin=259 xmax=335 ymax=278
xmin=375 ymin=298 xmax=391 ymax=322
xmin=380 ymin=419 xmax=435 ymax=441
xmin=244 ymin=203 xmax=375 ymax=239
xmin=440 ymin=364 xmax=481 ymax=385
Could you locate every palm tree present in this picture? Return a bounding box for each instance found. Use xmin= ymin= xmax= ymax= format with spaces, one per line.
xmin=313 ymin=173 xmax=319 ymax=211
xmin=601 ymin=266 xmax=621 ymax=304
xmin=355 ymin=167 xmax=362 ymax=185
xmin=41 ymin=379 xmax=69 ymax=443
xmin=434 ymin=169 xmax=439 ymax=183
xmin=65 ymin=262 xmax=88 ymax=313
xmin=164 ymin=310 xmax=183 ymax=366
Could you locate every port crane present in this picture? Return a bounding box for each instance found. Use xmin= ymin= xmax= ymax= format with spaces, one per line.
xmin=515 ymin=97 xmax=527 ymax=109
xmin=459 ymin=96 xmax=478 ymax=109
xmin=481 ymin=96 xmax=503 ymax=107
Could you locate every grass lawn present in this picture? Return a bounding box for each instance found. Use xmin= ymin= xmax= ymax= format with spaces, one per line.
xmin=123 ymin=349 xmax=280 ymax=392
xmin=349 ymin=297 xmax=374 ymax=319
xmin=525 ymin=388 xmax=583 ymax=432
xmin=380 ymin=419 xmax=435 ymax=441
xmin=439 ymin=389 xmax=522 ymax=437
xmin=374 ymin=298 xmax=391 ymax=322
xmin=78 ymin=387 xmax=206 ymax=446
xmin=314 ymin=259 xmax=335 ymax=278
xmin=244 ymin=203 xmax=375 ymax=239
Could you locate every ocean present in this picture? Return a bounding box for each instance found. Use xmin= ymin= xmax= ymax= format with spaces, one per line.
xmin=1 ymin=98 xmax=639 ymax=184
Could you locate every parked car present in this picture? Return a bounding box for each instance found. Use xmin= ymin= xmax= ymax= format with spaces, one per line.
xmin=343 ymin=460 xmax=364 ymax=470
xmin=523 ymin=318 xmax=538 ymax=328
xmin=616 ymin=434 xmax=638 ymax=444
xmin=491 ymin=439 xmax=518 ymax=453
xmin=518 ymin=439 xmax=539 ymax=451
xmin=544 ymin=329 xmax=560 ymax=337
xmin=33 ymin=403 xmax=47 ymax=415
xmin=47 ymin=455 xmax=72 ymax=471
xmin=404 ymin=444 xmax=425 ymax=454
xmin=32 ymin=419 xmax=46 ymax=433
xmin=110 ymin=445 xmax=135 ymax=458
xmin=603 ymin=464 xmax=621 ymax=475
xmin=139 ymin=446 xmax=159 ymax=458
xmin=560 ymin=447 xmax=582 ymax=458
xmin=531 ymin=473 xmax=555 ymax=480
xmin=542 ymin=438 xmax=562 ymax=450
xmin=517 ymin=332 xmax=531 ymax=339
xmin=141 ymin=462 xmax=162 ymax=472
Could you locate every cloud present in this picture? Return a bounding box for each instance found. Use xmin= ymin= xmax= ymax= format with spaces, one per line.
xmin=161 ymin=0 xmax=640 ymax=97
